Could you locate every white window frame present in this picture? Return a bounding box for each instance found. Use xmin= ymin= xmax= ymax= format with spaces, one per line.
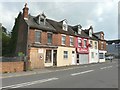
xmin=95 ymin=42 xmax=97 ymax=49
xmin=78 ymin=37 xmax=82 ymax=47
xmin=61 ymin=34 xmax=66 ymax=45
xmin=89 ymin=29 xmax=92 ymax=37
xmin=69 ymin=36 xmax=74 ymax=46
xmin=90 ymin=40 xmax=93 ymax=48
xmin=84 ymin=39 xmax=87 ymax=48
xmin=63 ymin=51 xmax=68 ymax=59
xmin=78 ymin=25 xmax=81 ymax=34
xmin=62 ymin=20 xmax=68 ymax=31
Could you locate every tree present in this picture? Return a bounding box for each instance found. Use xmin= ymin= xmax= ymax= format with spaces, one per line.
xmin=2 ymin=26 xmax=11 ymax=56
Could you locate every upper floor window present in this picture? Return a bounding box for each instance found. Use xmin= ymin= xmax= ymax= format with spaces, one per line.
xmin=47 ymin=33 xmax=52 ymax=44
xmin=90 ymin=41 xmax=93 ymax=48
xmin=62 ymin=20 xmax=68 ymax=31
xmin=35 ymin=30 xmax=41 ymax=43
xmin=101 ymin=42 xmax=104 ymax=49
xmin=84 ymin=39 xmax=87 ymax=48
xmin=78 ymin=38 xmax=82 ymax=47
xmin=70 ymin=36 xmax=74 ymax=46
xmin=62 ymin=35 xmax=66 ymax=45
xmin=95 ymin=42 xmax=97 ymax=49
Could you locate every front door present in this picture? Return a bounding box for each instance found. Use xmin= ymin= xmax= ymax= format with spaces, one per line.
xmin=53 ymin=50 xmax=57 ymax=66
xmin=72 ymin=51 xmax=75 ymax=65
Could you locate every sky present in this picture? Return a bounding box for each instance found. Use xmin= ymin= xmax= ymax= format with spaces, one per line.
xmin=0 ymin=0 xmax=119 ymax=40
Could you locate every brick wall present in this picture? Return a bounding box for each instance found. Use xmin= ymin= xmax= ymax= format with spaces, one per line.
xmin=98 ymin=40 xmax=106 ymax=50
xmin=28 ymin=29 xmax=75 ymax=48
xmin=0 ymin=62 xmax=24 ymax=73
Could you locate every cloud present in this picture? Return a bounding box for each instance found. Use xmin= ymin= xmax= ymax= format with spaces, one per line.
xmin=0 ymin=1 xmax=118 ymax=40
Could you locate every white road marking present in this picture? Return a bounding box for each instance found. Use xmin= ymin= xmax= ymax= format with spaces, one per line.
xmin=1 ymin=77 xmax=59 ymax=89
xmin=100 ymin=66 xmax=113 ymax=70
xmin=71 ymin=70 xmax=94 ymax=76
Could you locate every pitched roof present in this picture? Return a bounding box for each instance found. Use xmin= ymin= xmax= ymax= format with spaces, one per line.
xmin=25 ymin=14 xmax=56 ymax=32
xmin=46 ymin=19 xmax=75 ymax=36
xmin=94 ymin=31 xmax=104 ymax=35
xmin=84 ymin=29 xmax=99 ymax=40
xmin=70 ymin=25 xmax=89 ymax=38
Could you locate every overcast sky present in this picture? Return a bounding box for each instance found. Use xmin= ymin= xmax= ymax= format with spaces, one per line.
xmin=0 ymin=0 xmax=119 ymax=40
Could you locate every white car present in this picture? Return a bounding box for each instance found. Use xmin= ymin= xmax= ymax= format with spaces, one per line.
xmin=105 ymin=56 xmax=113 ymax=60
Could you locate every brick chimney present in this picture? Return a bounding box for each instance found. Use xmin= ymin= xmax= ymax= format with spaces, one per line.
xmin=23 ymin=3 xmax=29 ymax=20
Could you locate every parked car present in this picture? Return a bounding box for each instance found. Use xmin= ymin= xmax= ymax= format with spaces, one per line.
xmin=105 ymin=56 xmax=113 ymax=60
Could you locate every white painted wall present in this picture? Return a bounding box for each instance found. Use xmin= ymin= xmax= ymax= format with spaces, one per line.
xmin=99 ymin=50 xmax=107 ymax=62
xmin=89 ymin=40 xmax=99 ymax=63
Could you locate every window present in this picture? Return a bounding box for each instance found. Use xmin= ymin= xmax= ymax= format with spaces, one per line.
xmin=47 ymin=33 xmax=52 ymax=44
xmin=101 ymin=34 xmax=104 ymax=39
xmin=84 ymin=40 xmax=87 ymax=48
xmin=78 ymin=38 xmax=82 ymax=47
xmin=89 ymin=29 xmax=92 ymax=37
xmin=90 ymin=41 xmax=93 ymax=48
xmin=95 ymin=42 xmax=97 ymax=49
xmin=63 ymin=51 xmax=68 ymax=59
xmin=45 ymin=50 xmax=52 ymax=63
xmin=78 ymin=25 xmax=81 ymax=34
xmin=35 ymin=31 xmax=41 ymax=43
xmin=70 ymin=36 xmax=74 ymax=46
xmin=91 ymin=52 xmax=94 ymax=58
xmin=101 ymin=42 xmax=104 ymax=49
xmin=62 ymin=35 xmax=66 ymax=45
xmin=99 ymin=53 xmax=104 ymax=59
xmin=62 ymin=20 xmax=68 ymax=31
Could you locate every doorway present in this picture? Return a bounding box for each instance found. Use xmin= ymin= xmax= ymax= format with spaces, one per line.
xmin=53 ymin=50 xmax=57 ymax=66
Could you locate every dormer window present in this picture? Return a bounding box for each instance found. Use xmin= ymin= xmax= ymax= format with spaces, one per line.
xmin=38 ymin=13 xmax=46 ymax=25
xmin=78 ymin=25 xmax=81 ymax=34
xmin=89 ymin=29 xmax=92 ymax=37
xmin=101 ymin=33 xmax=104 ymax=40
xmin=62 ymin=20 xmax=68 ymax=31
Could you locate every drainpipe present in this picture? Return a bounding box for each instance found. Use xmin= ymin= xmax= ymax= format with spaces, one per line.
xmin=24 ymin=26 xmax=30 ymax=71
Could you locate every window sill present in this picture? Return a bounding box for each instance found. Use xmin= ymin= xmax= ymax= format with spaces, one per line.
xmin=35 ymin=42 xmax=41 ymax=44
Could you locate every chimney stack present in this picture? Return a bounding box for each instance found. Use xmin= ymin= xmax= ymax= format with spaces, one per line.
xmin=23 ymin=3 xmax=29 ymax=20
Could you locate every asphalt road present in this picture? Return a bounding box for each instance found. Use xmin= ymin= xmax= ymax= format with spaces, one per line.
xmin=1 ymin=60 xmax=118 ymax=89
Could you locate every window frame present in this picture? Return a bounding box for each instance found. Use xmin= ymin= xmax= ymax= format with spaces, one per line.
xmin=95 ymin=42 xmax=97 ymax=49
xmin=78 ymin=38 xmax=82 ymax=47
xmin=90 ymin=41 xmax=93 ymax=48
xmin=35 ymin=30 xmax=42 ymax=44
xmin=91 ymin=52 xmax=94 ymax=58
xmin=47 ymin=32 xmax=52 ymax=44
xmin=84 ymin=39 xmax=87 ymax=48
xmin=69 ymin=36 xmax=74 ymax=46
xmin=63 ymin=51 xmax=68 ymax=59
xmin=61 ymin=34 xmax=66 ymax=45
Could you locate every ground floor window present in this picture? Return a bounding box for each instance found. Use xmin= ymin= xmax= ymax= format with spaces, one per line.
xmin=99 ymin=53 xmax=104 ymax=59
xmin=63 ymin=51 xmax=68 ymax=59
xmin=45 ymin=50 xmax=52 ymax=63
xmin=91 ymin=52 xmax=94 ymax=58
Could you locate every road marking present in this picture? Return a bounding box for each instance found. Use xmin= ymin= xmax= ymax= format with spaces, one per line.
xmin=1 ymin=77 xmax=59 ymax=89
xmin=100 ymin=66 xmax=113 ymax=70
xmin=71 ymin=70 xmax=94 ymax=76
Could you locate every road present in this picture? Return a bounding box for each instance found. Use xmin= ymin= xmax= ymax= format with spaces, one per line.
xmin=1 ymin=60 xmax=118 ymax=89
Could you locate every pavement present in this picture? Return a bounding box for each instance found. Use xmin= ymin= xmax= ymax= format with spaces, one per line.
xmin=0 ymin=60 xmax=118 ymax=79
xmin=1 ymin=60 xmax=118 ymax=89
